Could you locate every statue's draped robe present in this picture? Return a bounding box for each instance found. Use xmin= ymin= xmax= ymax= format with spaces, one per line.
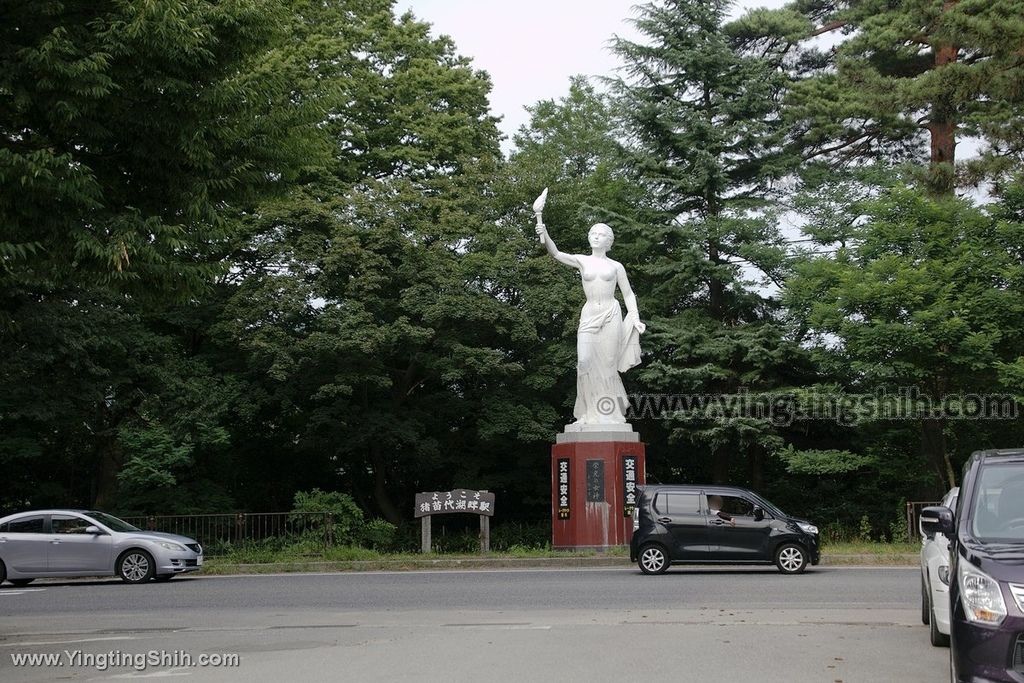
xmin=573 ymin=303 xmax=641 ymax=424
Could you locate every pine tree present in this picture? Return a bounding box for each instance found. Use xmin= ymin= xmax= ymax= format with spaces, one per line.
xmin=611 ymin=0 xmax=805 ymax=485
xmin=781 ymin=0 xmax=1024 ymax=194
xmin=770 ymin=0 xmax=1024 ymax=486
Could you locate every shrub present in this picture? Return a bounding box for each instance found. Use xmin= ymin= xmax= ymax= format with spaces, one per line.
xmin=431 ymin=529 xmax=479 ymax=554
xmin=361 ymin=518 xmax=398 ymax=551
xmin=289 ymin=489 xmax=364 ymax=546
xmin=821 ymin=521 xmax=849 ymax=543
xmin=888 ymin=502 xmax=910 ymax=543
xmin=857 ymin=514 xmax=873 ymax=542
xmin=490 ymin=521 xmax=551 ymax=551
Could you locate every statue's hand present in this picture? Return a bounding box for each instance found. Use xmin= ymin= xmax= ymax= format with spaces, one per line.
xmin=634 ymin=320 xmax=647 ymax=334
xmin=535 ymin=222 xmax=547 ymax=237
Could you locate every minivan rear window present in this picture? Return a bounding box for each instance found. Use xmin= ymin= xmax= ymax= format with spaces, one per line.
xmin=655 ymin=492 xmax=701 ymax=516
xmin=970 ymin=465 xmax=1024 ymax=542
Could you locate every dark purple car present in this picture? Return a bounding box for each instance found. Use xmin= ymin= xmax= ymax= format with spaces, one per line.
xmin=921 ymin=449 xmax=1024 ymax=682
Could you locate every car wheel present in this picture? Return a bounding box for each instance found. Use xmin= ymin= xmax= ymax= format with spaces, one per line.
xmin=153 ymin=574 xmax=173 ymax=582
xmin=922 ymin=574 xmax=931 ymax=624
xmin=638 ymin=544 xmax=669 ymax=575
xmin=117 ymin=550 xmax=155 ymax=583
xmin=775 ymin=543 xmax=808 ymax=574
xmin=929 ymin=580 xmax=950 ymax=647
xmin=9 ymin=578 xmax=34 ymax=587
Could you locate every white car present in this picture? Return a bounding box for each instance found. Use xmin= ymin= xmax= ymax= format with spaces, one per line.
xmin=919 ymin=487 xmax=958 ymax=646
xmin=0 ymin=510 xmax=203 ymax=584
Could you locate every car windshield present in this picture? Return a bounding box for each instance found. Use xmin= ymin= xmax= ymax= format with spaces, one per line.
xmin=970 ymin=464 xmax=1024 ymax=542
xmin=748 ymin=493 xmax=786 ymax=518
xmin=84 ymin=511 xmax=140 ymax=532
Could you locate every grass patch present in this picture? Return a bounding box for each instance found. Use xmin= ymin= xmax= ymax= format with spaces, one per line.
xmin=206 ymin=543 xmax=629 ymax=566
xmin=821 ymin=541 xmax=918 ymax=555
xmin=199 ymin=540 xmax=915 ymax=574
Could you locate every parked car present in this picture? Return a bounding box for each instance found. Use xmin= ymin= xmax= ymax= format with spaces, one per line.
xmin=0 ymin=510 xmax=203 ymax=584
xmin=629 ymin=485 xmax=820 ymax=574
xmin=921 ymin=449 xmax=1024 ymax=682
xmin=920 ymin=486 xmax=959 ymax=647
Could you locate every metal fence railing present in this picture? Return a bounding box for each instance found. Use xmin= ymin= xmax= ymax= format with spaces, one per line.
xmin=120 ymin=512 xmax=337 ymax=556
xmin=905 ymin=500 xmax=941 ymax=541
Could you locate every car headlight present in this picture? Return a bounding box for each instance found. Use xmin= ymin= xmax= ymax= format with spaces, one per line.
xmin=958 ymin=562 xmax=1006 ymax=625
xmin=797 ymin=522 xmax=818 ymax=535
xmin=158 ymin=541 xmax=186 ymax=552
xmin=938 ymin=565 xmax=950 ymax=586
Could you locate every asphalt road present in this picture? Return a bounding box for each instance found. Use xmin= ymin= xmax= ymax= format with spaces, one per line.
xmin=0 ymin=566 xmax=948 ymax=682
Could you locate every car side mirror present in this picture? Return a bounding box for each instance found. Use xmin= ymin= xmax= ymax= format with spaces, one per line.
xmin=753 ymin=506 xmax=764 ymax=522
xmin=85 ymin=525 xmax=103 ymax=535
xmin=919 ymin=506 xmax=954 ymax=539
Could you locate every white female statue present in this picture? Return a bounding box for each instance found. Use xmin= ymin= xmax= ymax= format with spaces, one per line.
xmin=535 ymin=209 xmax=646 ymax=429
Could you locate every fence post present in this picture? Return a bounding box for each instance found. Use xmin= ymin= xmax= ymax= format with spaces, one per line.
xmin=325 ymin=511 xmax=334 ymax=549
xmin=235 ymin=513 xmax=246 ymax=545
xmin=479 ymin=514 xmax=490 ymax=553
xmin=421 ymin=516 xmax=431 ymax=553
xmin=906 ymin=501 xmax=913 ymax=542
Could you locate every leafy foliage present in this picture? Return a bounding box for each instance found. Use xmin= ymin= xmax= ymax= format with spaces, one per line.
xmin=290 ymin=489 xmax=364 ymax=546
xmin=2 ymin=0 xmax=1023 ymax=540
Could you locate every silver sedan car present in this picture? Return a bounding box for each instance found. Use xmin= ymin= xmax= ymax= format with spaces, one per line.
xmin=0 ymin=510 xmax=203 ymax=584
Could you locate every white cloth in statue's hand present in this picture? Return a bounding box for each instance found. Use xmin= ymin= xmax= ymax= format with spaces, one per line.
xmin=618 ymin=311 xmax=643 ymax=373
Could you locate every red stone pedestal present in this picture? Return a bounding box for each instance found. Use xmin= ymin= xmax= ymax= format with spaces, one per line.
xmin=551 ymin=440 xmax=646 ymax=549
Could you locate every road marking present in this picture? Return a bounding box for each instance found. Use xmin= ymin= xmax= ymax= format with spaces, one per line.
xmin=0 ymin=636 xmax=139 ymax=648
xmin=105 ymin=669 xmax=192 ymax=679
xmin=441 ymin=623 xmax=552 ymax=630
xmin=0 ymin=588 xmax=46 ymax=596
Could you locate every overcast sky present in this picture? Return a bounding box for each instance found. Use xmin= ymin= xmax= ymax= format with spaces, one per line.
xmin=396 ymin=0 xmax=790 ymax=149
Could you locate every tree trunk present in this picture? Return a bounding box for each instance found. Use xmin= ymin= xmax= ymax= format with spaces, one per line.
xmin=712 ymin=446 xmax=730 ymax=484
xmin=927 ymin=3 xmax=959 ymax=195
xmin=750 ymin=448 xmax=763 ymax=491
xmin=921 ymin=418 xmax=956 ymax=489
xmin=92 ymin=438 xmax=122 ymax=509
xmin=371 ymin=446 xmax=402 ymax=524
xmin=708 ymin=240 xmax=724 ymax=321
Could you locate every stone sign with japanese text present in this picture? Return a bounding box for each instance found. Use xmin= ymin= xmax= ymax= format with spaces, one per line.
xmin=556 ymin=458 xmax=571 ymax=520
xmin=622 ymin=454 xmax=638 ymax=517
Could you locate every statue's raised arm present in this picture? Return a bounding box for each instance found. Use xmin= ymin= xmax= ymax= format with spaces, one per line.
xmin=535 ymin=219 xmax=581 ymax=269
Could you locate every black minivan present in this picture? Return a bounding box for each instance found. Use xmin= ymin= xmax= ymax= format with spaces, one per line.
xmin=921 ymin=449 xmax=1024 ymax=682
xmin=629 ymin=485 xmax=820 ymax=574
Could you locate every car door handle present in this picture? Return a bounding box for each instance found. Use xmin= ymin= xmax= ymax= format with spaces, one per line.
xmin=708 ymin=519 xmax=726 ymax=526
xmin=50 ymin=540 xmax=61 ymax=544
xmin=657 ymin=517 xmax=672 ymax=523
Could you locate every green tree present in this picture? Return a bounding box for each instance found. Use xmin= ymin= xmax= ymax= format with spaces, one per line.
xmin=766 ymin=0 xmax=1024 ymax=486
xmin=0 ymin=0 xmax=329 ymax=508
xmin=779 ymin=0 xmax=1024 ymax=194
xmin=786 ymin=180 xmax=1024 ymax=488
xmin=610 ymin=0 xmax=804 ymax=485
xmin=212 ymin=5 xmax=555 ymax=522
xmin=0 ymin=0 xmax=327 ymax=298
